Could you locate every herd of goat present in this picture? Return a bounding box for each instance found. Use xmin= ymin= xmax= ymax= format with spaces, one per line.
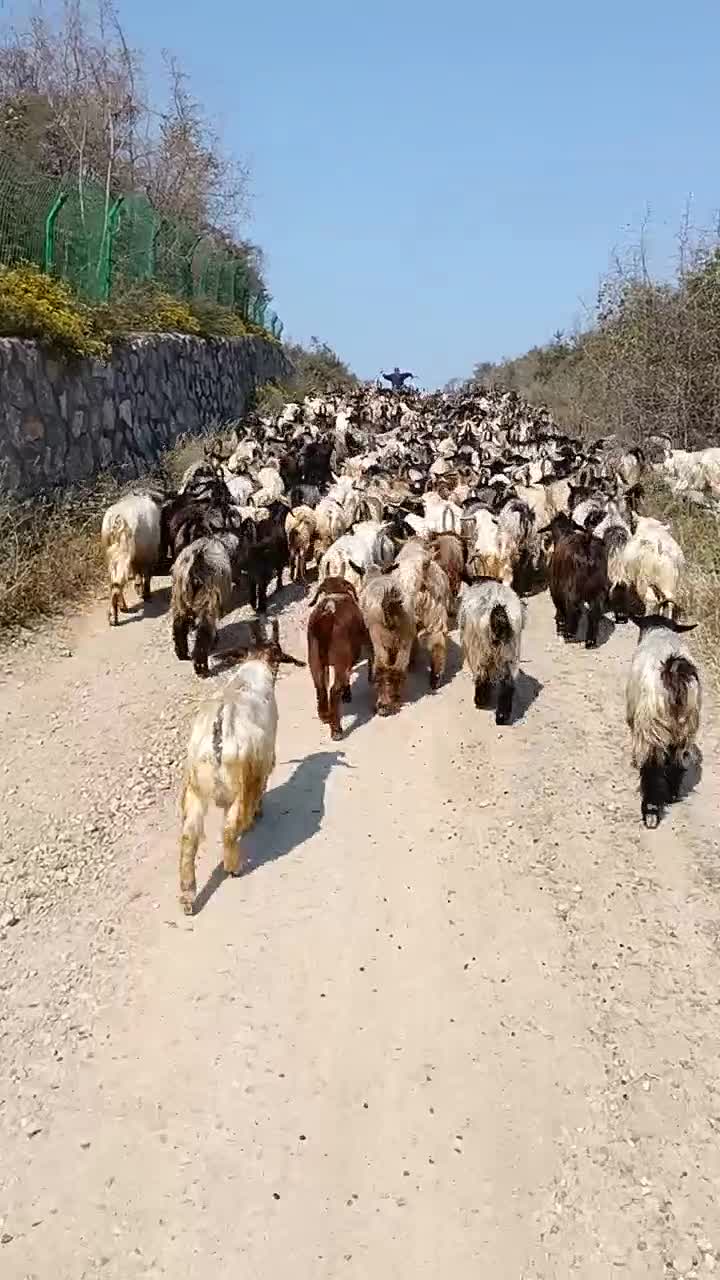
xmin=99 ymin=385 xmax=703 ymax=912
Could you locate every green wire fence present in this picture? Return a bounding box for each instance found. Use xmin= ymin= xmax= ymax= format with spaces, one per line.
xmin=0 ymin=152 xmax=283 ymax=338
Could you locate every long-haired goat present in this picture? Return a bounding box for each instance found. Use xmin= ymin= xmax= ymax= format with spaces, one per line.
xmin=307 ymin=577 xmax=369 ymax=739
xmin=427 ymin=531 xmax=466 ymax=609
xmin=626 ymin=615 xmax=701 ymax=828
xmin=179 ymin=619 xmax=305 ymax=914
xmin=359 ymin=569 xmax=416 ymax=716
xmin=101 ymin=492 xmax=161 ymax=625
xmin=244 ymin=501 xmax=290 ymax=613
xmin=458 ymin=580 xmax=525 ymax=724
xmin=171 ymin=536 xmax=238 ymax=676
xmin=394 ymin=537 xmax=451 ymax=691
xmin=622 ymin=517 xmax=685 ymax=618
xmin=593 ymin=509 xmax=636 ymax=624
xmin=546 ymin=513 xmax=609 ymax=649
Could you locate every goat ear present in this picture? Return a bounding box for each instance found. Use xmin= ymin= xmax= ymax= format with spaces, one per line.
xmin=348 ymin=559 xmax=366 ymax=578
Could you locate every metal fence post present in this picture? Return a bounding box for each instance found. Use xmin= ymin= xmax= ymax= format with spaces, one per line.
xmin=99 ymin=196 xmax=124 ymax=300
xmin=42 ymin=192 xmax=68 ymax=274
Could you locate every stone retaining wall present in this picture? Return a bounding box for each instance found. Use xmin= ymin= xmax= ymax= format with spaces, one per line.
xmin=0 ymin=334 xmax=292 ymax=497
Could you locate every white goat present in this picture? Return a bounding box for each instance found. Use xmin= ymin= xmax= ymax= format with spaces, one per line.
xmin=626 ymin=615 xmax=701 ymax=827
xmin=252 ymin=465 xmax=285 ymax=508
xmin=623 ymin=516 xmax=685 ymax=616
xmin=458 ymin=580 xmax=525 ymax=724
xmin=101 ymin=492 xmax=161 ymax=626
xmin=661 ymin=447 xmax=720 ymax=497
xmin=221 ymin=467 xmax=254 ymax=505
xmin=464 ymin=509 xmax=513 ymax=584
xmin=317 ymin=520 xmax=395 ymax=593
xmin=179 ymin=620 xmax=304 ymax=915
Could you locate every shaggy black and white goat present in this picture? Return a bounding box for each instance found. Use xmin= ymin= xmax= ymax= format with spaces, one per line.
xmin=626 ymin=615 xmax=701 ymax=827
xmin=458 ymin=579 xmax=525 ymax=724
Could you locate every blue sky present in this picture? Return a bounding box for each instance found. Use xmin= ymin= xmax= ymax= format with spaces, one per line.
xmin=120 ymin=0 xmax=718 ymax=386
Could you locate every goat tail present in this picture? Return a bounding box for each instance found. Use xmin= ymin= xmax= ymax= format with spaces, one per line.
xmin=382 ymin=584 xmax=406 ymax=630
xmin=661 ymin=654 xmax=699 ymax=714
xmin=490 ymin=603 xmax=513 ymax=645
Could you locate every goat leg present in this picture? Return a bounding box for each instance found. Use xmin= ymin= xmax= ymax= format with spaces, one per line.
xmin=173 ymin=615 xmax=191 ymax=662
xmin=474 ymin=677 xmax=490 ymax=709
xmin=665 ymin=749 xmax=685 ymax=803
xmin=222 ymin=797 xmax=247 ymax=878
xmin=585 ymin=603 xmax=602 ymax=650
xmin=179 ymin=782 xmax=206 ymax=915
xmin=428 ymin=635 xmax=446 ymax=691
xmin=640 ymin=757 xmax=670 ymax=829
xmin=564 ymin=606 xmax=581 ymax=641
xmin=328 ymin=679 xmax=344 ymax=740
xmin=192 ymin=617 xmax=215 ymax=678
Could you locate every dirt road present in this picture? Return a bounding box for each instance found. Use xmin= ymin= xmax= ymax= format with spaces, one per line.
xmin=2 ymin=580 xmax=720 ymax=1278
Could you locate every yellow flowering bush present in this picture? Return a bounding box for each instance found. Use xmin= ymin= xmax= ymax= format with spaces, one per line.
xmin=0 ymin=264 xmax=108 ymax=359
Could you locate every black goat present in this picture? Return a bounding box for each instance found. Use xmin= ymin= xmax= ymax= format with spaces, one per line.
xmin=546 ymin=513 xmax=609 ymax=649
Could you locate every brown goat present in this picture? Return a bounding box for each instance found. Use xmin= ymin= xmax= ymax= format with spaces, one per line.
xmin=359 ymin=568 xmax=417 ymax=716
xmin=307 ymin=578 xmax=370 ymax=739
xmin=547 ymin=513 xmax=609 ymax=649
xmin=428 ymin=531 xmax=466 ymax=609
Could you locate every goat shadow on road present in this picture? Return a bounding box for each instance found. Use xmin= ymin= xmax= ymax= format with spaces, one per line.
xmin=405 ymin=633 xmax=464 ymax=706
xmin=192 ymin=750 xmax=348 ymax=915
xmin=466 ymin=668 xmax=543 ymax=726
xmin=563 ymin=612 xmax=616 ymax=650
xmin=114 ymin=585 xmax=171 ymax=625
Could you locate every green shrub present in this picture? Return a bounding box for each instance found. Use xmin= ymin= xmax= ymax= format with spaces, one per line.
xmin=189 ymin=299 xmax=248 ymax=338
xmin=0 ymin=264 xmax=108 ymax=359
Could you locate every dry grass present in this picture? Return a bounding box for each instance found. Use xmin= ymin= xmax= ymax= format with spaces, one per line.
xmin=0 ymin=480 xmax=118 ymax=634
xmin=644 ymin=474 xmax=720 ymax=685
xmin=0 ymin=424 xmax=240 ymax=637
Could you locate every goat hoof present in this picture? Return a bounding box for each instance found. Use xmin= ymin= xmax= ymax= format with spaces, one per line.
xmin=585 ymin=639 xmax=598 ymax=650
xmin=180 ymin=895 xmax=195 ymax=916
xmin=495 ymin=712 xmax=510 ymax=726
xmin=330 ymin=728 xmax=343 ymax=741
xmin=429 ymin=675 xmax=440 ymax=692
xmin=642 ymin=806 xmax=660 ymax=829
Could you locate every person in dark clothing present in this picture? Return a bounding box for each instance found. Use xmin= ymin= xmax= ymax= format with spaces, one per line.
xmin=382 ymin=366 xmax=415 ymax=391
